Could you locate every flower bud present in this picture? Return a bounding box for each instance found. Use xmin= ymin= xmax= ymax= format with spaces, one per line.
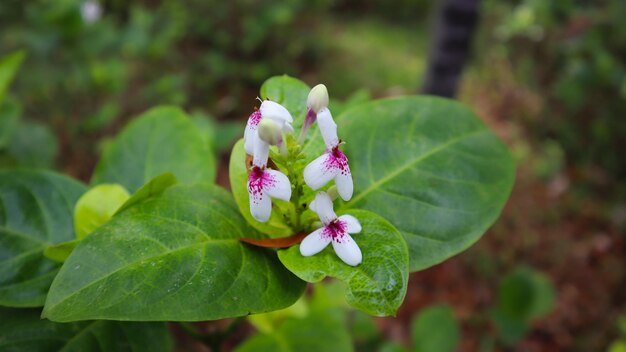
xmin=307 ymin=84 xmax=329 ymax=113
xmin=257 ymin=118 xmax=283 ymax=145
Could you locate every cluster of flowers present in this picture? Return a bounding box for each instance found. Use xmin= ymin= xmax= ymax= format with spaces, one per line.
xmin=243 ymin=85 xmax=362 ymax=266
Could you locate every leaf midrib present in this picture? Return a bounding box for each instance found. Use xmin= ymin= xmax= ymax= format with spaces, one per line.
xmin=345 ymin=129 xmax=488 ymax=207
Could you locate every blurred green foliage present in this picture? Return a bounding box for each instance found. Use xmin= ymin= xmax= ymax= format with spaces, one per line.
xmin=482 ymin=0 xmax=626 ymax=195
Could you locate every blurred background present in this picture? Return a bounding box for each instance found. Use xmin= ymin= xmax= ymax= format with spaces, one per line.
xmin=0 ymin=0 xmax=625 ymax=350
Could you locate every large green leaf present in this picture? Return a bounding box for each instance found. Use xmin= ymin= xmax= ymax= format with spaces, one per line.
xmin=260 ymin=75 xmax=310 ymax=130
xmin=43 ymin=184 xmax=305 ymax=322
xmin=0 ymin=170 xmax=86 ymax=307
xmin=0 ymin=51 xmax=25 ymax=104
xmin=338 ymin=97 xmax=515 ymax=271
xmin=411 ymin=305 xmax=460 ymax=352
xmin=278 ymin=210 xmax=409 ymax=316
xmin=91 ymin=106 xmax=215 ymax=192
xmin=0 ymin=307 xmax=172 ymax=351
xmin=229 ymin=139 xmax=292 ymax=238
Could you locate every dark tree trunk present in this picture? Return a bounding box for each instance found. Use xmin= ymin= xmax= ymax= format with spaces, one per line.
xmin=421 ymin=0 xmax=481 ymax=98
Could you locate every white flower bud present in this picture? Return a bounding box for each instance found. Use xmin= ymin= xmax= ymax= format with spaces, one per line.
xmin=307 ymin=84 xmax=329 ymax=113
xmin=257 ymin=118 xmax=283 ymax=145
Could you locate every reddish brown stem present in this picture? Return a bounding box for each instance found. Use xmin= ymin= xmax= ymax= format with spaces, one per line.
xmin=239 ymin=232 xmax=307 ymax=248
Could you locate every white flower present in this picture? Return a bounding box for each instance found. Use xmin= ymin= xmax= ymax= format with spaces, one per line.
xmin=247 ymin=136 xmax=291 ymax=222
xmin=303 ymin=108 xmax=353 ymax=201
xmin=300 ymin=192 xmax=362 ymax=266
xmin=244 ymin=100 xmax=294 ymax=154
xmin=298 ymin=84 xmax=329 ymax=143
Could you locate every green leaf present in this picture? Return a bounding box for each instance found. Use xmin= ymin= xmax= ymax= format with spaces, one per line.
xmin=6 ymin=120 xmax=58 ymax=168
xmin=0 ymin=98 xmax=21 ymax=149
xmin=496 ymin=266 xmax=555 ymax=322
xmin=236 ymin=311 xmax=351 ymax=352
xmin=0 ymin=307 xmax=172 ymax=351
xmin=229 ymin=139 xmax=293 ymax=237
xmin=0 ymin=51 xmax=25 ymax=104
xmin=115 ymin=172 xmax=177 ymax=214
xmin=0 ymin=170 xmax=86 ymax=307
xmin=260 ymin=75 xmax=310 ymax=130
xmin=44 ymin=239 xmax=80 ymax=263
xmin=338 ymin=97 xmax=515 ymax=271
xmin=74 ymin=184 xmax=130 ymax=240
xmin=43 ymin=184 xmax=305 ymax=322
xmin=278 ymin=210 xmax=409 ymax=316
xmin=410 ymin=305 xmax=460 ymax=352
xmin=92 ymin=106 xmax=215 ymax=192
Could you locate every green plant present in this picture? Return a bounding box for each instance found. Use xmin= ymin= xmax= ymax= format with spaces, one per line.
xmin=0 ymin=74 xmax=514 ymax=350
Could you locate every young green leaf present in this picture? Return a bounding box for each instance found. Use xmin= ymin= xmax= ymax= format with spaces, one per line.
xmin=411 ymin=305 xmax=460 ymax=352
xmin=44 ymin=239 xmax=80 ymax=263
xmin=0 ymin=51 xmax=25 ymax=104
xmin=260 ymin=75 xmax=310 ymax=130
xmin=278 ymin=210 xmax=409 ymax=317
xmin=43 ymin=184 xmax=305 ymax=322
xmin=0 ymin=307 xmax=172 ymax=351
xmin=0 ymin=170 xmax=86 ymax=307
xmin=229 ymin=139 xmax=293 ymax=238
xmin=338 ymin=97 xmax=515 ymax=272
xmin=92 ymin=106 xmax=215 ymax=192
xmin=115 ymin=172 xmax=177 ymax=214
xmin=74 ymin=184 xmax=130 ymax=240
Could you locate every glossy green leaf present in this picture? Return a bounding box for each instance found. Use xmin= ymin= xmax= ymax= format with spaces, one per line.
xmin=278 ymin=210 xmax=409 ymax=316
xmin=338 ymin=97 xmax=515 ymax=271
xmin=43 ymin=184 xmax=305 ymax=322
xmin=229 ymin=139 xmax=293 ymax=237
xmin=92 ymin=106 xmax=215 ymax=192
xmin=43 ymin=239 xmax=80 ymax=263
xmin=260 ymin=75 xmax=311 ymax=130
xmin=0 ymin=51 xmax=25 ymax=104
xmin=74 ymin=184 xmax=130 ymax=240
xmin=411 ymin=305 xmax=460 ymax=352
xmin=0 ymin=307 xmax=172 ymax=351
xmin=0 ymin=170 xmax=86 ymax=307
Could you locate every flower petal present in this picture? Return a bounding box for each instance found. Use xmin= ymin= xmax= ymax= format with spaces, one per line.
xmin=311 ymin=192 xmax=336 ymax=225
xmin=338 ymin=215 xmax=361 ymax=234
xmin=252 ymin=133 xmax=270 ymax=167
xmin=299 ymin=228 xmax=331 ymax=256
xmin=332 ymin=233 xmax=362 ymax=266
xmin=248 ymin=190 xmax=272 ymax=222
xmin=304 ymin=153 xmax=338 ymax=190
xmin=263 ymin=169 xmax=292 ymax=201
xmin=334 ymin=165 xmax=353 ymax=201
xmin=317 ymin=108 xmax=339 ymax=149
xmin=244 ymin=111 xmax=261 ymax=154
xmin=260 ymin=100 xmax=293 ymax=124
xmin=282 ymin=121 xmax=294 ymax=134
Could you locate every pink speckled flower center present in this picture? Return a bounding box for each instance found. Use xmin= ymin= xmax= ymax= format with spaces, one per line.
xmin=248 ymin=167 xmax=276 ymax=202
xmin=322 ymin=219 xmax=347 ymax=243
xmin=323 ymin=146 xmax=349 ymax=175
xmin=248 ymin=110 xmax=262 ymax=127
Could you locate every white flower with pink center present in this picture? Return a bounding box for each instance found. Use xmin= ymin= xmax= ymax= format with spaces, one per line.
xmin=244 ymin=100 xmax=294 ymax=155
xmin=303 ymin=108 xmax=353 ymax=201
xmin=300 ymin=192 xmax=362 ymax=266
xmin=246 ymin=120 xmax=291 ymax=223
